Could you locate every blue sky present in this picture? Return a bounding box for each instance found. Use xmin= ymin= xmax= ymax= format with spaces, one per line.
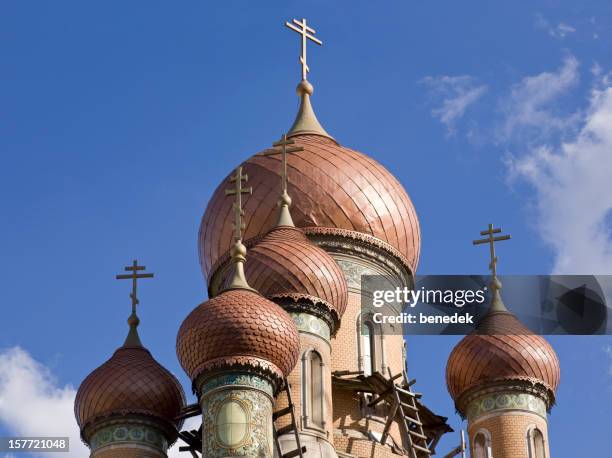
xmin=1 ymin=2 xmax=611 ymax=457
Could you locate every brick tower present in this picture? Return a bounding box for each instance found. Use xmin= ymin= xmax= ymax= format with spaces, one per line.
xmin=446 ymin=227 xmax=560 ymax=458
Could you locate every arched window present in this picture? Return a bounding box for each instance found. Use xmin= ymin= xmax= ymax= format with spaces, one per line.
xmin=302 ymin=349 xmax=325 ymax=431
xmin=361 ymin=321 xmax=376 ymax=376
xmin=527 ymin=427 xmax=546 ymax=458
xmin=473 ymin=429 xmax=492 ymax=458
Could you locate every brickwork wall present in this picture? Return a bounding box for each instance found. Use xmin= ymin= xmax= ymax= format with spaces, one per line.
xmin=274 ymin=328 xmax=334 ymax=445
xmin=331 ymin=290 xmax=407 ymax=456
xmin=468 ymin=410 xmax=549 ymax=458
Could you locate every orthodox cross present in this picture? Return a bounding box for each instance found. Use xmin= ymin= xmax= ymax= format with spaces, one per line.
xmin=285 ymin=18 xmax=322 ymax=81
xmin=262 ymin=134 xmax=304 ymax=193
xmin=225 ymin=166 xmax=252 ymax=241
xmin=116 ymin=260 xmax=154 ymax=315
xmin=472 ymin=224 xmax=511 ymax=277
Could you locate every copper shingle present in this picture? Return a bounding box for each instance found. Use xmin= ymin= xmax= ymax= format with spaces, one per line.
xmin=217 ymin=226 xmax=348 ymax=320
xmin=176 ymin=289 xmax=300 ymax=385
xmin=199 ymin=135 xmax=421 ymax=282
xmin=74 ymin=345 xmax=185 ymax=439
xmin=446 ymin=310 xmax=560 ymax=406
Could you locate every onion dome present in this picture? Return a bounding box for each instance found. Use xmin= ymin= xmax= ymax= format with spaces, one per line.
xmin=210 ymin=154 xmax=349 ymax=333
xmin=75 ymin=313 xmax=185 ymax=443
xmin=446 ymin=279 xmax=560 ymax=412
xmin=178 ymin=173 xmax=301 ymax=391
xmin=199 ymin=81 xmax=420 ymax=283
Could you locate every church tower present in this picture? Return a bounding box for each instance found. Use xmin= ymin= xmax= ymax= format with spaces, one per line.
xmin=75 ymin=261 xmax=185 ymax=458
xmin=176 ymin=166 xmax=302 ymax=457
xmin=446 ymin=225 xmax=560 ymax=458
xmin=198 ymin=17 xmax=444 ymax=458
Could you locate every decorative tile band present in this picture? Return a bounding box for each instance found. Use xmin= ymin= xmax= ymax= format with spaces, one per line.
xmin=290 ymin=312 xmax=330 ymax=340
xmin=200 ymin=373 xmax=274 ymax=398
xmin=89 ymin=424 xmax=167 ymax=452
xmin=202 ymin=388 xmax=274 ymax=457
xmin=466 ymin=392 xmax=547 ymax=421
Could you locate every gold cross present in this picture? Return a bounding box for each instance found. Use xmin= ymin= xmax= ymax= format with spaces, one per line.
xmin=472 ymin=224 xmax=511 ymax=277
xmin=262 ymin=134 xmax=304 ymax=193
xmin=225 ymin=166 xmax=252 ymax=241
xmin=116 ymin=260 xmax=154 ymax=315
xmin=285 ymin=18 xmax=322 ymax=81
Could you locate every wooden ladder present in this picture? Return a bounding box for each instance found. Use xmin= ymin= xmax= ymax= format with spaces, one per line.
xmin=273 ymin=378 xmax=306 ymax=458
xmin=385 ymin=369 xmax=431 ymax=458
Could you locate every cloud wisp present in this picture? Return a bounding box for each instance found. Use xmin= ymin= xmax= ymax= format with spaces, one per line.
xmin=421 ymin=75 xmax=487 ymax=136
xmin=534 ymin=14 xmax=576 ymax=39
xmin=497 ymin=55 xmax=580 ymax=143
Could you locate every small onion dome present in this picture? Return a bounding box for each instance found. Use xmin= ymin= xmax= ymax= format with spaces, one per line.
xmin=446 ymin=281 xmax=560 ymax=412
xmin=199 ymin=134 xmax=421 ymax=283
xmin=214 ymin=225 xmax=348 ymax=331
xmin=176 ymin=288 xmax=300 ymax=389
xmin=74 ymin=316 xmax=185 ymax=443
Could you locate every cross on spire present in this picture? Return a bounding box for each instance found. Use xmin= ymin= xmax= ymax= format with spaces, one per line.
xmin=472 ymin=224 xmax=511 ymax=278
xmin=285 ymin=18 xmax=322 ymax=81
xmin=263 ymin=134 xmax=304 ymax=194
xmin=115 ymin=260 xmax=154 ymax=316
xmin=225 ymin=166 xmax=252 ymax=242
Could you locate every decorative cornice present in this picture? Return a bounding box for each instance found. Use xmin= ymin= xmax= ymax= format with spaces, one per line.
xmin=455 ymin=378 xmax=556 ymax=418
xmin=81 ymin=413 xmax=178 ymax=449
xmin=303 ymin=227 xmax=414 ymax=288
xmin=270 ymin=292 xmax=339 ymax=336
xmin=192 ymin=356 xmax=284 ymax=397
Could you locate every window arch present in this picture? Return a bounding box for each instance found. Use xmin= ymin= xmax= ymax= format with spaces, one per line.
xmin=473 ymin=429 xmax=492 ymax=458
xmin=527 ymin=426 xmax=546 ymax=458
xmin=357 ymin=313 xmax=382 ymax=375
xmin=301 ymin=349 xmax=325 ymax=431
xmin=361 ymin=321 xmax=375 ymax=376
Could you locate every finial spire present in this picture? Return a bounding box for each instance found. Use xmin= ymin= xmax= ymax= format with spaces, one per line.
xmin=116 ymin=260 xmax=154 ymax=347
xmin=224 ymin=166 xmax=254 ymax=290
xmin=473 ymin=224 xmax=511 ymax=312
xmin=262 ymin=134 xmax=304 ymax=227
xmin=284 ymin=18 xmax=335 ymax=141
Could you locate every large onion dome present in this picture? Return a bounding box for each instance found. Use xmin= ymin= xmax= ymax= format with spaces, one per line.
xmin=177 ymin=241 xmax=301 ymax=390
xmin=75 ymin=315 xmax=185 ymax=443
xmin=446 ymin=279 xmax=560 ymax=412
xmin=199 ymin=83 xmax=420 ymax=283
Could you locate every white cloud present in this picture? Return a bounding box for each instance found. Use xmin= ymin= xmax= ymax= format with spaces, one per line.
xmin=0 ymin=347 xmax=88 ymax=457
xmin=507 ymin=83 xmax=612 ymax=274
xmin=497 ymin=55 xmax=580 ymax=142
xmin=534 ymin=14 xmax=576 ymax=39
xmin=421 ymin=75 xmax=487 ymax=136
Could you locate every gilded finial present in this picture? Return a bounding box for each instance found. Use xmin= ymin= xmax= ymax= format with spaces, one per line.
xmin=262 ymin=134 xmax=304 ymax=227
xmin=224 ymin=166 xmax=254 ymax=290
xmin=473 ymin=224 xmax=511 ymax=312
xmin=284 ymin=18 xmax=335 ymax=141
xmin=116 ymin=260 xmax=154 ymax=346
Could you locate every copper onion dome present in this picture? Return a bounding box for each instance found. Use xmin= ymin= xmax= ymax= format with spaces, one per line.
xmin=216 ymin=225 xmax=348 ymax=329
xmin=178 ymin=165 xmax=301 ymax=389
xmin=75 ymin=315 xmax=185 ymax=442
xmin=211 ymin=138 xmax=349 ymax=330
xmin=176 ymin=286 xmax=300 ymax=385
xmin=199 ymin=93 xmax=420 ymax=283
xmin=446 ymin=280 xmax=560 ymax=410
